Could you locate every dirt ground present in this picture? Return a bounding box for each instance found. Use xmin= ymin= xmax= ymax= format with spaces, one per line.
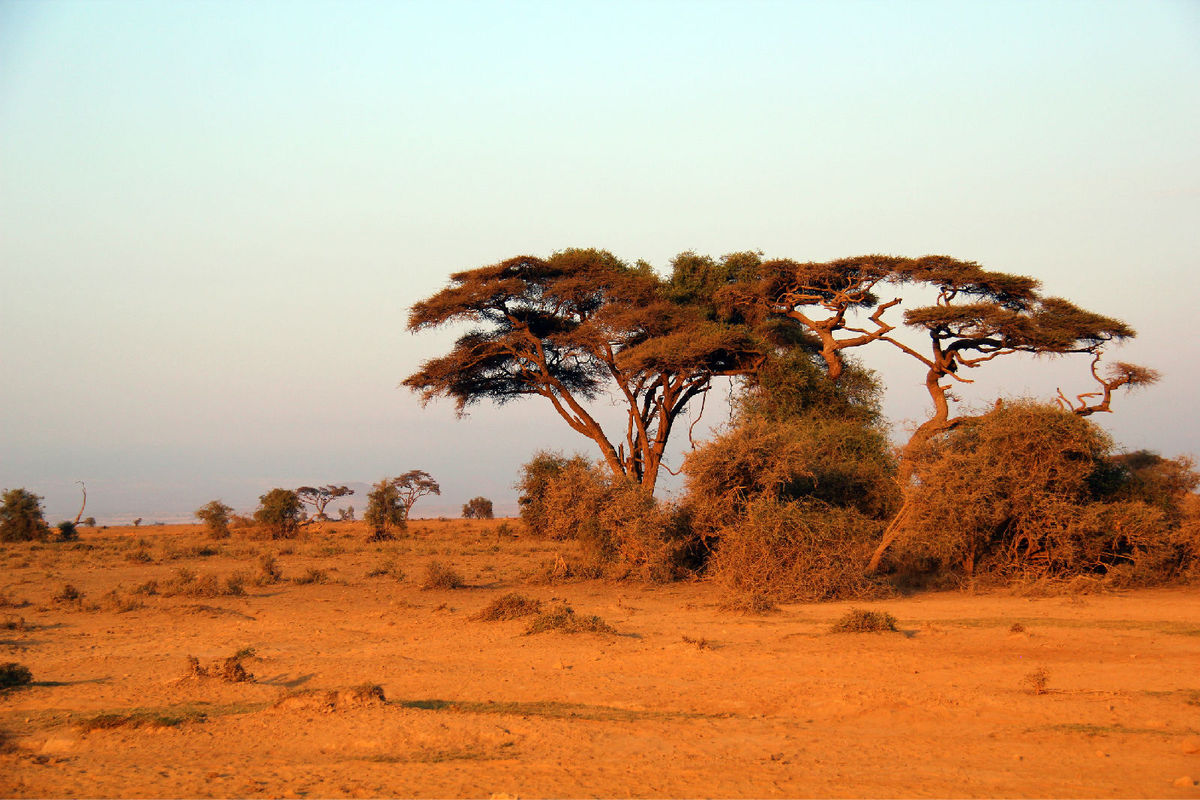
xmin=2 ymin=519 xmax=1198 ymax=798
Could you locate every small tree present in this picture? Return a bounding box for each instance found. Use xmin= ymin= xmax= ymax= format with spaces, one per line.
xmin=0 ymin=489 xmax=50 ymax=543
xmin=82 ymin=517 xmax=96 ymax=528
xmin=365 ymin=480 xmax=406 ymax=541
xmin=393 ymin=470 xmax=441 ymax=517
xmin=462 ymin=497 xmax=494 ymax=519
xmin=253 ymin=489 xmax=303 ymax=539
xmin=338 ymin=505 xmax=356 ymax=521
xmin=55 ymin=521 xmax=79 ymax=542
xmin=295 ymin=485 xmax=354 ymax=521
xmin=195 ymin=500 xmax=234 ymax=539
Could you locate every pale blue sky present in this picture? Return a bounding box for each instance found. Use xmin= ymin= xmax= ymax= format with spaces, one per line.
xmin=2 ymin=0 xmax=1197 ymax=522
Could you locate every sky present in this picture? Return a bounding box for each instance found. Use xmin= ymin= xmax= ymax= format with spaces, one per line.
xmin=2 ymin=0 xmax=1198 ymax=523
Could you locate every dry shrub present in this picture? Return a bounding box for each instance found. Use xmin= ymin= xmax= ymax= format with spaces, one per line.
xmin=524 ymin=603 xmax=615 ymax=635
xmin=255 ymin=553 xmax=283 ymax=585
xmin=272 ymin=683 xmax=386 ymax=712
xmin=0 ymin=662 xmax=33 ymax=688
xmin=291 ymin=567 xmax=328 ymax=585
xmin=684 ymin=411 xmax=897 ymax=605
xmin=52 ymin=584 xmax=85 ymax=607
xmin=528 ymin=456 xmax=696 ymax=582
xmin=186 ymin=647 xmax=255 ymax=683
xmin=421 ymin=560 xmax=463 ymax=590
xmin=366 ymin=558 xmax=406 ymax=581
xmin=1022 ymin=667 xmax=1050 ymax=695
xmin=829 ymin=608 xmax=898 ymax=633
xmin=473 ymin=592 xmax=542 ymax=621
xmin=161 ymin=568 xmax=246 ymax=598
xmin=894 ymin=401 xmax=1198 ymax=587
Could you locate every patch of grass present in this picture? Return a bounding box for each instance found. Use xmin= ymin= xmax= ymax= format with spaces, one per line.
xmin=1009 ymin=622 xmax=1027 ymax=633
xmin=830 ymin=608 xmax=898 ymax=633
xmin=0 ymin=592 xmax=31 ymax=609
xmin=125 ymin=548 xmax=154 ymax=564
xmin=394 ymin=697 xmax=716 ymax=722
xmin=681 ymin=634 xmax=712 ymax=650
xmin=0 ymin=662 xmax=33 ymax=688
xmin=78 ymin=709 xmax=209 ymax=732
xmin=254 ymin=553 xmax=283 ymax=585
xmin=421 ymin=560 xmax=464 ymax=590
xmin=472 ymin=593 xmax=542 ymax=621
xmin=1034 ymin=722 xmax=1194 ymax=737
xmin=524 ymin=603 xmax=615 ymax=635
xmin=719 ymin=593 xmax=779 ymax=615
xmin=52 ymin=584 xmax=85 ymax=607
xmin=366 ymin=559 xmax=406 ymax=581
xmin=1 ymin=614 xmax=27 ymax=631
xmin=291 ymin=567 xmax=328 ymax=585
xmin=100 ymin=588 xmax=144 ymax=613
xmin=161 ymin=568 xmax=246 ymax=598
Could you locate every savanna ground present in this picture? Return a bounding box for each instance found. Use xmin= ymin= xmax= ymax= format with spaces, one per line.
xmin=2 ymin=519 xmax=1198 ymax=798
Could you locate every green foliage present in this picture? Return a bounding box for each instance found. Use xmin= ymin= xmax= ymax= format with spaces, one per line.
xmin=0 ymin=488 xmax=50 ymax=543
xmin=365 ymin=478 xmax=407 ymax=540
xmin=462 ymin=496 xmax=494 ymax=519
xmin=253 ymin=489 xmax=303 ymax=539
xmin=195 ymin=500 xmax=233 ymax=539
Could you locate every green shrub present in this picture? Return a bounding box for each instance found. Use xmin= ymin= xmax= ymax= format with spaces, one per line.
xmin=195 ymin=500 xmax=233 ymax=539
xmin=0 ymin=488 xmax=50 ymax=543
xmin=365 ymin=479 xmax=407 ymax=541
xmin=253 ymin=489 xmax=303 ymax=539
xmin=462 ymin=496 xmax=495 ymax=519
xmin=56 ymin=521 xmax=79 ymax=542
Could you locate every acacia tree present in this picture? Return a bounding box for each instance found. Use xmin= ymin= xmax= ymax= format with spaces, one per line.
xmin=393 ymin=470 xmax=440 ymax=516
xmin=404 ymin=249 xmax=773 ymax=493
xmin=295 ymin=485 xmax=354 ymax=521
xmin=723 ymin=254 xmax=1155 ymax=570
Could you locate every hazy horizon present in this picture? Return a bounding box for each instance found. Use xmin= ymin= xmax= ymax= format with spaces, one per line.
xmin=3 ymin=0 xmax=1198 ymax=524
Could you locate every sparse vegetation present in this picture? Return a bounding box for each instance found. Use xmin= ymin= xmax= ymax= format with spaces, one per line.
xmin=525 ymin=603 xmax=615 ymax=635
xmin=186 ymin=647 xmax=255 ymax=682
xmin=0 ymin=662 xmax=33 ymax=688
xmin=472 ymin=592 xmax=542 ymax=621
xmin=421 ymin=560 xmax=463 ymax=590
xmin=1022 ymin=667 xmax=1050 ymax=695
xmin=296 ymin=485 xmax=354 ymax=521
xmin=161 ymin=568 xmax=246 ymax=598
xmin=55 ymin=520 xmax=78 ymax=541
xmin=830 ymin=608 xmax=898 ymax=633
xmin=291 ymin=567 xmax=328 ymax=585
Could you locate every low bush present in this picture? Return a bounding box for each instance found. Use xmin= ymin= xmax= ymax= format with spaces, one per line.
xmin=253 ymin=489 xmax=303 ymax=539
xmin=421 ymin=560 xmax=463 ymax=590
xmin=462 ymin=496 xmax=494 ymax=519
xmin=0 ymin=488 xmax=50 ymax=543
xmin=472 ymin=593 xmax=542 ymax=621
xmin=161 ymin=568 xmax=246 ymax=598
xmin=195 ymin=500 xmax=233 ymax=539
xmin=829 ymin=608 xmax=898 ymax=633
xmin=186 ymin=647 xmax=255 ymax=683
xmin=0 ymin=662 xmax=33 ymax=688
xmin=524 ymin=603 xmax=615 ymax=635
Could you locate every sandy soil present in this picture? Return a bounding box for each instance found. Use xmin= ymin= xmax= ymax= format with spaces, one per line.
xmin=2 ymin=519 xmax=1198 ymax=798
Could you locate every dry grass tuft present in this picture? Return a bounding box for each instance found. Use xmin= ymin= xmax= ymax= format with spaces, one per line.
xmin=185 ymin=647 xmax=256 ymax=683
xmin=421 ymin=560 xmax=464 ymax=590
xmin=272 ymin=683 xmax=387 ymax=712
xmin=291 ymin=567 xmax=328 ymax=585
xmin=829 ymin=608 xmax=898 ymax=633
xmin=524 ymin=603 xmax=615 ymax=635
xmin=472 ymin=593 xmax=542 ymax=621
xmin=161 ymin=568 xmax=246 ymax=598
xmin=78 ymin=709 xmax=207 ymax=732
